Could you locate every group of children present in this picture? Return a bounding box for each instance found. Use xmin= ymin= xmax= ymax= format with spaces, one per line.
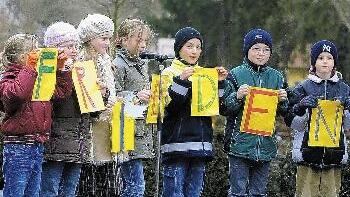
xmin=220 ymin=30 xmax=350 ymax=197
xmin=0 ymin=12 xmax=348 ymax=197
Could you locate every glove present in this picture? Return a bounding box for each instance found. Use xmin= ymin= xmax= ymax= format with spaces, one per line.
xmin=26 ymin=51 xmax=39 ymax=70
xmin=338 ymin=97 xmax=350 ymax=110
xmin=293 ymin=95 xmax=318 ymax=116
xmin=57 ymin=51 xmax=68 ymax=71
xmin=299 ymin=95 xmax=318 ymax=108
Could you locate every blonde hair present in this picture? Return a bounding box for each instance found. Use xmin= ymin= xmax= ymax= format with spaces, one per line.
xmin=1 ymin=34 xmax=38 ymax=65
xmin=115 ymin=18 xmax=154 ymax=48
xmin=78 ymin=42 xmax=99 ymax=63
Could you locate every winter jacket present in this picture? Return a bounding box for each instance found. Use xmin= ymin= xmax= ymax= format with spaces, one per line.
xmin=0 ymin=63 xmax=72 ymax=143
xmin=112 ymin=48 xmax=155 ymax=163
xmin=290 ymin=73 xmax=350 ymax=169
xmin=44 ymin=90 xmax=92 ymax=162
xmin=160 ymin=59 xmax=225 ymax=163
xmin=221 ymin=61 xmax=287 ymax=161
xmin=55 ymin=51 xmax=118 ymax=164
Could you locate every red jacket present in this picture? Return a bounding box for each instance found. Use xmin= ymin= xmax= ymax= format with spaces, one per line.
xmin=0 ymin=63 xmax=72 ymax=143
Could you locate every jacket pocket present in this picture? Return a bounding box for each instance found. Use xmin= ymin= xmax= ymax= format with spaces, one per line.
xmin=2 ymin=103 xmax=33 ymax=135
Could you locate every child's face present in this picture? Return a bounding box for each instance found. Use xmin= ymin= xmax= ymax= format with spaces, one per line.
xmin=315 ymin=51 xmax=334 ymax=76
xmin=179 ymin=38 xmax=202 ymax=65
xmin=247 ymin=43 xmax=271 ymax=66
xmin=122 ymin=30 xmax=149 ymax=56
xmin=90 ymin=36 xmax=111 ymax=55
xmin=58 ymin=40 xmax=78 ymax=60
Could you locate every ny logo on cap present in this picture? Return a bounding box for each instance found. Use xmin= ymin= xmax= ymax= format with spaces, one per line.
xmin=255 ymin=35 xmax=262 ymax=39
xmin=323 ymin=44 xmax=331 ymax=52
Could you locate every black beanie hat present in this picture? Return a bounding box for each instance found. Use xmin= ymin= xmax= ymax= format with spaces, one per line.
xmin=310 ymin=40 xmax=338 ymax=72
xmin=243 ymin=28 xmax=272 ymax=58
xmin=174 ymin=27 xmax=203 ymax=58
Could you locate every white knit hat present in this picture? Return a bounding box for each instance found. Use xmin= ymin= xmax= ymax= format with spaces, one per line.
xmin=44 ymin=22 xmax=79 ymax=47
xmin=77 ymin=14 xmax=114 ymax=43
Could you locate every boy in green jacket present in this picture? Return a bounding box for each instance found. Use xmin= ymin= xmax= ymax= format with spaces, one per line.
xmin=221 ymin=28 xmax=288 ymax=197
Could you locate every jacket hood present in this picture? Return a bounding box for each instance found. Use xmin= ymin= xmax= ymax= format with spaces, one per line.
xmin=307 ymin=71 xmax=341 ymax=83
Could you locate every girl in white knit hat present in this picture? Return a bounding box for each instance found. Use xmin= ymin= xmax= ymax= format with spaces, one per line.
xmin=77 ymin=13 xmax=117 ymax=107
xmin=76 ymin=13 xmax=119 ymax=195
xmin=39 ymin=21 xmax=82 ymax=197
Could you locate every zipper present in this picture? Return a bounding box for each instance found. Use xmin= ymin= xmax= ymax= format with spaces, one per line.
xmin=42 ymin=102 xmax=46 ymax=130
xmin=255 ymin=67 xmax=262 ymax=160
xmin=324 ymin=80 xmax=327 ymax=99
xmin=176 ymin=118 xmax=183 ymax=140
xmin=259 ymin=78 xmax=262 ymax=87
xmin=257 ymin=66 xmax=262 ymax=87
xmin=321 ymin=79 xmax=327 ymax=167
xmin=321 ymin=147 xmax=326 ymax=168
xmin=200 ymin=119 xmax=205 ymax=151
xmin=257 ymin=136 xmax=261 ymax=160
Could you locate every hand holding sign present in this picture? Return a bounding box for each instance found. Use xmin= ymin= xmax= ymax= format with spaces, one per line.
xmin=26 ymin=50 xmax=40 ymax=70
xmin=337 ymin=97 xmax=350 ymax=110
xmin=216 ymin=66 xmax=228 ymax=81
xmin=278 ymin=89 xmax=288 ymax=102
xmin=57 ymin=50 xmax=68 ymax=71
xmin=180 ymin=67 xmax=194 ymax=80
xmin=237 ymin=84 xmax=250 ymax=100
xmin=137 ymin=89 xmax=151 ymax=102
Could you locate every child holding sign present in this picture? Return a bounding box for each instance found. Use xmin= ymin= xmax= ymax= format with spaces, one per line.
xmin=112 ymin=18 xmax=154 ymax=196
xmin=160 ymin=27 xmax=227 ymax=197
xmin=76 ymin=13 xmax=118 ymax=195
xmin=78 ymin=13 xmax=117 ymax=107
xmin=0 ymin=34 xmax=72 ymax=197
xmin=40 ymin=21 xmax=81 ymax=197
xmin=220 ymin=28 xmax=288 ymax=196
xmin=290 ymin=40 xmax=350 ymax=197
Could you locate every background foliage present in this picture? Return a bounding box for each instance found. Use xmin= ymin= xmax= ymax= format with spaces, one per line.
xmin=3 ymin=0 xmax=350 ymax=80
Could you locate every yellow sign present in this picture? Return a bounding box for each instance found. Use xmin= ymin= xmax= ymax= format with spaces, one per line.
xmin=146 ymin=74 xmax=170 ymax=123
xmin=111 ymin=101 xmax=135 ymax=153
xmin=31 ymin=48 xmax=58 ymax=101
xmin=309 ymin=100 xmax=343 ymax=147
xmin=240 ymin=87 xmax=278 ymax=136
xmin=191 ymin=68 xmax=219 ymax=116
xmin=72 ymin=60 xmax=105 ymax=113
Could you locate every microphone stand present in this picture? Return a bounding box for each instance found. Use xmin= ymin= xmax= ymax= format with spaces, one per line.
xmin=154 ymin=56 xmax=168 ymax=197
xmin=140 ymin=52 xmax=173 ymax=196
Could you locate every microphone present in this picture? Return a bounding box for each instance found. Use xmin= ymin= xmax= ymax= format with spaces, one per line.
xmin=139 ymin=52 xmax=174 ymax=62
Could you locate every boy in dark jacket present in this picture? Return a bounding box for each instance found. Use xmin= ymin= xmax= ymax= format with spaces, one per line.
xmin=0 ymin=34 xmax=72 ymax=197
xmin=161 ymin=27 xmax=228 ymax=197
